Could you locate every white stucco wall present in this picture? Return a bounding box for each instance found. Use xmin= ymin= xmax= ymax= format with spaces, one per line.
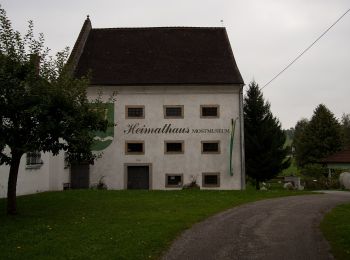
xmin=0 ymin=152 xmax=48 ymax=198
xmin=0 ymin=151 xmax=70 ymax=198
xmin=49 ymin=152 xmax=70 ymax=191
xmin=88 ymin=84 xmax=244 ymax=190
xmin=0 ymin=84 xmax=245 ymax=197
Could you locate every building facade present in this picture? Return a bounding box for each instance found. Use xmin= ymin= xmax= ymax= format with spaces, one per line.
xmin=0 ymin=17 xmax=245 ymax=197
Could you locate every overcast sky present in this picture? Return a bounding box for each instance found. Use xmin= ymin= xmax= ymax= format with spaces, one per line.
xmin=2 ymin=0 xmax=349 ymax=129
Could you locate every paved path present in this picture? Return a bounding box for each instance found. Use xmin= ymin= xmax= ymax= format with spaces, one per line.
xmin=162 ymin=192 xmax=350 ymax=260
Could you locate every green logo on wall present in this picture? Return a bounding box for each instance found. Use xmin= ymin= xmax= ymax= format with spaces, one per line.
xmin=92 ymin=103 xmax=114 ymax=151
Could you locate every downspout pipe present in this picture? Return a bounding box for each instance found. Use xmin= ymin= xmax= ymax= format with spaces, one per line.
xmin=239 ymin=84 xmax=246 ymax=190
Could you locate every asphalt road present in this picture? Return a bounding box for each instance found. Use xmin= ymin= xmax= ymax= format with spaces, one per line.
xmin=162 ymin=192 xmax=350 ymax=260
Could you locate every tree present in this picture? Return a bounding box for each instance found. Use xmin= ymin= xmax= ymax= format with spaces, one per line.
xmin=283 ymin=127 xmax=295 ymax=157
xmin=284 ymin=128 xmax=295 ymax=141
xmin=293 ymin=118 xmax=309 ymax=167
xmin=0 ymin=7 xmax=107 ymax=214
xmin=341 ymin=113 xmax=350 ymax=148
xmin=244 ymin=81 xmax=290 ymax=189
xmin=293 ymin=104 xmax=342 ymax=167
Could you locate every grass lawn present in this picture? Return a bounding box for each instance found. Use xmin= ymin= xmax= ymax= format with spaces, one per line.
xmin=0 ymin=189 xmax=312 ymax=260
xmin=321 ymin=203 xmax=350 ymax=260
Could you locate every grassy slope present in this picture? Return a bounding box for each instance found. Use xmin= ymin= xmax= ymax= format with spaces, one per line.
xmin=280 ymin=158 xmax=300 ymax=176
xmin=321 ymin=203 xmax=350 ymax=260
xmin=0 ymin=189 xmax=311 ymax=260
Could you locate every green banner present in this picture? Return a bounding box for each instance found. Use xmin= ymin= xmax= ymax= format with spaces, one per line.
xmin=229 ymin=118 xmax=238 ymax=176
xmin=91 ymin=103 xmax=114 ymax=151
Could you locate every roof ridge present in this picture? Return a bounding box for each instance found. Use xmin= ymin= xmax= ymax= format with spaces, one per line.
xmin=92 ymin=26 xmax=226 ymax=31
xmin=75 ymin=24 xmax=245 ymax=85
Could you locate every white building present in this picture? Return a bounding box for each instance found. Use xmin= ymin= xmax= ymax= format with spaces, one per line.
xmin=0 ymin=17 xmax=245 ymax=197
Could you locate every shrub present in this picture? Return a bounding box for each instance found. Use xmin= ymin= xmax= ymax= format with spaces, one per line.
xmin=300 ymin=164 xmax=342 ymax=190
xmin=300 ymin=164 xmax=328 ymax=178
xmin=303 ymin=176 xmax=340 ymax=190
xmin=182 ymin=175 xmax=200 ymax=189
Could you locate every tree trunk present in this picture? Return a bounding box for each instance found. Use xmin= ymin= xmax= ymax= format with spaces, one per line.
xmin=255 ymin=179 xmax=260 ymax=190
xmin=7 ymin=151 xmax=22 ymax=215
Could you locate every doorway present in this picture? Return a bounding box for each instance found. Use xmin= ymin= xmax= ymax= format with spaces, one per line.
xmin=70 ymin=164 xmax=90 ymax=189
xmin=125 ymin=164 xmax=151 ymax=189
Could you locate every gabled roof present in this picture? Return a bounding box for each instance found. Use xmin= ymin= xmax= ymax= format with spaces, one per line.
xmin=321 ymin=148 xmax=350 ymax=163
xmin=69 ymin=17 xmax=244 ymax=86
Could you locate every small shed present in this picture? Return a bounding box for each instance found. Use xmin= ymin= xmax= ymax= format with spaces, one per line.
xmin=321 ymin=148 xmax=350 ymax=170
xmin=321 ymin=148 xmax=350 ymax=179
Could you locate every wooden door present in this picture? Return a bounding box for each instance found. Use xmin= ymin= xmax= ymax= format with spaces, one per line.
xmin=71 ymin=164 xmax=90 ymax=189
xmin=127 ymin=166 xmax=149 ymax=189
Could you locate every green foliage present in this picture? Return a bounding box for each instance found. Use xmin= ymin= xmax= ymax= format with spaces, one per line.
xmin=244 ymin=81 xmax=290 ymax=189
xmin=321 ymin=203 xmax=350 ymax=260
xmin=303 ymin=175 xmax=340 ymax=190
xmin=280 ymin=158 xmax=300 ymax=176
xmin=284 ymin=128 xmax=295 ymax=140
xmin=0 ymin=190 xmax=312 ymax=259
xmin=300 ymin=164 xmax=340 ymax=190
xmin=306 ymin=104 xmax=342 ymax=161
xmin=293 ymin=104 xmax=342 ymax=168
xmin=341 ymin=113 xmax=350 ymax=148
xmin=299 ymin=164 xmax=327 ymax=178
xmin=293 ymin=118 xmax=309 ymax=167
xmin=283 ymin=128 xmax=294 ymax=157
xmin=283 ymin=128 xmax=294 ymax=147
xmin=0 ymin=6 xmax=108 ymax=214
xmin=0 ymin=6 xmax=107 ymax=163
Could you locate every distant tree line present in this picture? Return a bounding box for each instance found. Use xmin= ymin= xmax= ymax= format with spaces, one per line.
xmin=341 ymin=113 xmax=350 ymax=148
xmin=243 ymin=79 xmax=349 ymax=190
xmin=293 ymin=105 xmax=350 ymax=168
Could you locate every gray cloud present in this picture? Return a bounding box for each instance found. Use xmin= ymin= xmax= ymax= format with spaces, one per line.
xmin=2 ymin=0 xmax=349 ymax=128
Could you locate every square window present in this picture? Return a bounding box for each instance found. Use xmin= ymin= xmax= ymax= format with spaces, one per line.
xmin=202 ymin=141 xmax=220 ymax=154
xmin=125 ymin=141 xmax=144 ymax=154
xmin=165 ymin=174 xmax=183 ymax=187
xmin=201 ymin=105 xmax=219 ymax=118
xmin=202 ymin=173 xmax=220 ymax=187
xmin=164 ymin=105 xmax=184 ymax=118
xmin=26 ymin=151 xmax=42 ymax=168
xmin=126 ymin=106 xmax=144 ymax=119
xmin=165 ymin=141 xmax=184 ymax=154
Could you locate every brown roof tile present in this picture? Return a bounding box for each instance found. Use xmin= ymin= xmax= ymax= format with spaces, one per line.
xmin=72 ymin=24 xmax=244 ymax=85
xmin=321 ymin=148 xmax=350 ymax=163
